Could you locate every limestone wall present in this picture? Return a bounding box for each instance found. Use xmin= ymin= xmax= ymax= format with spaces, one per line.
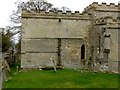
xmin=84 ymin=2 xmax=119 ymax=20
xmin=107 ymin=28 xmax=119 ymax=73
xmin=21 ymin=38 xmax=58 ymax=68
xmin=22 ymin=18 xmax=91 ymax=39
xmin=93 ymin=11 xmax=119 ymax=19
xmin=21 ymin=39 xmax=58 ymax=53
xmin=21 ymin=38 xmax=88 ymax=69
xmin=94 ymin=17 xmax=120 ymax=73
xmin=61 ymin=39 xmax=85 ymax=68
xmin=21 ymin=53 xmax=58 ymax=68
xmin=21 ymin=10 xmax=91 ymax=69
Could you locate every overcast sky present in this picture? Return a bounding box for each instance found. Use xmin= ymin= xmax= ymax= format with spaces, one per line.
xmin=0 ymin=0 xmax=119 ymax=28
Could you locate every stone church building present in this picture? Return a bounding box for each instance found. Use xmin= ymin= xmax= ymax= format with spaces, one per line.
xmin=21 ymin=2 xmax=120 ymax=73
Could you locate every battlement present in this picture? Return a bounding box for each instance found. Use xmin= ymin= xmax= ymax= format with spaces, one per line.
xmin=84 ymin=2 xmax=119 ymax=12
xmin=22 ymin=9 xmax=91 ymax=20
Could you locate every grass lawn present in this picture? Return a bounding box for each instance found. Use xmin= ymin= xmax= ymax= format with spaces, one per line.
xmin=3 ymin=67 xmax=119 ymax=88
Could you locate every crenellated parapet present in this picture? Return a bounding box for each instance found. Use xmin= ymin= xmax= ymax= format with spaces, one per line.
xmin=22 ymin=9 xmax=91 ymax=20
xmin=84 ymin=2 xmax=119 ymax=12
xmin=95 ymin=16 xmax=120 ymax=28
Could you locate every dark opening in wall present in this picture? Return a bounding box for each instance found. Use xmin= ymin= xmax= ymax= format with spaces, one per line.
xmin=81 ymin=44 xmax=85 ymax=59
xmin=59 ymin=19 xmax=61 ymax=22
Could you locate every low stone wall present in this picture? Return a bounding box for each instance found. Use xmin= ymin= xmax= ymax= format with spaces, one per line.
xmin=0 ymin=66 xmax=4 ymax=90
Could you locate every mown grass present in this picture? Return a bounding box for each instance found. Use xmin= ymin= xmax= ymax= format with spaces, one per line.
xmin=3 ymin=68 xmax=119 ymax=88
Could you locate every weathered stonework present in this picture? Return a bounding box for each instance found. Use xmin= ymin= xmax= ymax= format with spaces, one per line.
xmin=21 ymin=2 xmax=120 ymax=73
xmin=21 ymin=39 xmax=58 ymax=53
xmin=61 ymin=39 xmax=85 ymax=68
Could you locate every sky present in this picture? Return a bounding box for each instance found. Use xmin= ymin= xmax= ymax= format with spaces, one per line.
xmin=0 ymin=0 xmax=119 ymax=28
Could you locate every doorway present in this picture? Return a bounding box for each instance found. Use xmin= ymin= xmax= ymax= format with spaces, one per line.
xmin=81 ymin=44 xmax=85 ymax=59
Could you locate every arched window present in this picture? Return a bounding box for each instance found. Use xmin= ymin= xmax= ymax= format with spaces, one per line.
xmin=81 ymin=44 xmax=85 ymax=59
